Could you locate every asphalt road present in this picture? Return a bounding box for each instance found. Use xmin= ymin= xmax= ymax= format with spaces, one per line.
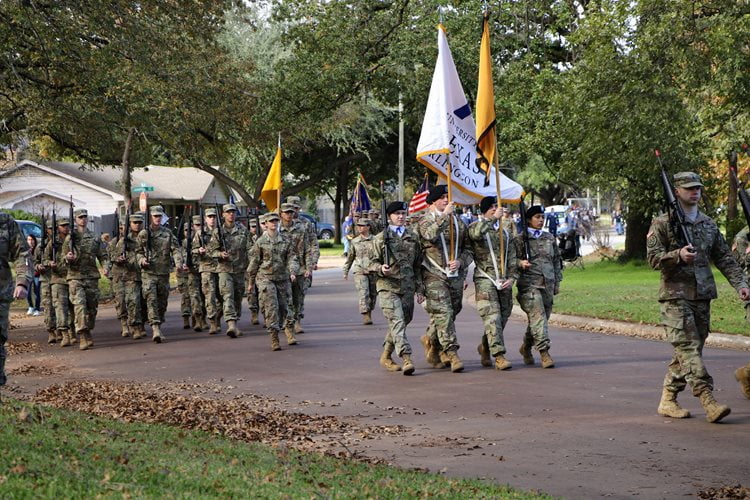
xmin=6 ymin=267 xmax=750 ymax=499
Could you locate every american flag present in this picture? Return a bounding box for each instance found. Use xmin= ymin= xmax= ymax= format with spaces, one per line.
xmin=408 ymin=177 xmax=429 ymax=214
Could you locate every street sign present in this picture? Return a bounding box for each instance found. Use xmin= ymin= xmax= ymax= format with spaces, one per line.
xmin=132 ymin=186 xmax=154 ymax=192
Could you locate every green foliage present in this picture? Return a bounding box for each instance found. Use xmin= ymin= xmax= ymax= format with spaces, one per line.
xmin=3 ymin=209 xmax=41 ymax=224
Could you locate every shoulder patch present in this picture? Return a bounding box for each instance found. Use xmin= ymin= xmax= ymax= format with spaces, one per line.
xmin=647 ymin=232 xmax=659 ymax=249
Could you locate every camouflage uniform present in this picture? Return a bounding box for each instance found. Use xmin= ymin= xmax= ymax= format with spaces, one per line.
xmin=106 ymin=226 xmax=128 ymax=334
xmin=343 ymin=232 xmax=377 ymax=315
xmin=176 ymin=236 xmax=192 ymax=323
xmin=416 ymin=210 xmax=470 ymax=354
xmin=0 ymin=212 xmax=31 ymax=386
xmin=62 ymin=210 xmax=109 ymax=349
xmin=279 ymin=213 xmax=309 ymax=330
xmin=182 ymin=217 xmax=206 ymax=330
xmin=43 ymin=221 xmax=73 ymax=344
xmin=110 ymin=221 xmax=143 ymax=337
xmin=34 ymin=239 xmax=56 ymax=339
xmin=246 ymin=217 xmax=299 ymax=349
xmin=291 ymin=206 xmax=320 ymax=323
xmin=193 ymin=220 xmax=220 ymax=331
xmin=209 ymin=217 xmax=248 ymax=327
xmin=512 ymin=230 xmax=562 ymax=355
xmin=731 ymin=226 xmax=750 ymax=322
xmin=648 ymin=212 xmax=747 ymax=397
xmin=468 ymin=217 xmax=517 ymax=360
xmin=246 ymin=223 xmax=260 ymax=322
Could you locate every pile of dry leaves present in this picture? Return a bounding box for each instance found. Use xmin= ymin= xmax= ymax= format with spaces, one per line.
xmin=9 ymin=364 xmax=60 ymax=376
xmin=697 ymin=485 xmax=750 ymax=499
xmin=6 ymin=341 xmax=41 ymax=355
xmin=33 ymin=381 xmax=404 ymax=461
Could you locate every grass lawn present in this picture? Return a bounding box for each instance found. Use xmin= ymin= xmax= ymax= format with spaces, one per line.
xmin=318 ymin=242 xmax=345 ymax=257
xmin=556 ymin=260 xmax=750 ymax=336
xmin=0 ymin=399 xmax=546 ymax=499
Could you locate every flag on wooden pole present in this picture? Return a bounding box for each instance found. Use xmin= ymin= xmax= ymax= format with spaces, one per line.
xmin=261 ymin=137 xmax=282 ymax=211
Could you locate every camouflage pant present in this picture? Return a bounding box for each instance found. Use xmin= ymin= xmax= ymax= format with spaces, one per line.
xmin=517 ymin=287 xmax=553 ymax=352
xmin=141 ymin=273 xmax=169 ymax=325
xmin=285 ymin=274 xmax=305 ymax=327
xmin=379 ymin=290 xmax=414 ymax=356
xmin=177 ymin=270 xmax=191 ymax=317
xmin=354 ymin=273 xmax=377 ymax=314
xmin=201 ymin=272 xmax=219 ymax=320
xmin=475 ymin=278 xmax=514 ymax=356
xmin=112 ymin=276 xmax=127 ymax=320
xmin=51 ymin=283 xmax=73 ymax=331
xmin=119 ymin=280 xmax=142 ymax=327
xmin=300 ymin=274 xmax=312 ymax=318
xmin=660 ymin=299 xmax=713 ymax=396
xmin=247 ymin=282 xmax=259 ymax=313
xmin=69 ymin=278 xmax=100 ymax=334
xmin=424 ymin=273 xmax=464 ymax=353
xmin=0 ymin=292 xmax=10 ymax=386
xmin=40 ymin=279 xmax=55 ymax=331
xmin=188 ymin=271 xmax=205 ymax=317
xmin=217 ymin=272 xmax=244 ymax=321
xmin=258 ymin=279 xmax=290 ymax=332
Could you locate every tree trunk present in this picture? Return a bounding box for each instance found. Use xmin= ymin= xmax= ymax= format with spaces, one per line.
xmin=121 ymin=127 xmax=135 ymax=208
xmin=192 ymin=159 xmax=259 ymax=208
xmin=622 ymin=211 xmax=652 ymax=261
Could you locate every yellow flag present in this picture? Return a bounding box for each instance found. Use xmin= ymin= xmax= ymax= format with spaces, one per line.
xmin=261 ymin=146 xmax=282 ymax=211
xmin=475 ymin=14 xmax=496 ymax=180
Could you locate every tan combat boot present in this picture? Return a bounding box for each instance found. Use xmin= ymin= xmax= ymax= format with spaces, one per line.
xmin=477 ymin=338 xmax=492 ymax=367
xmin=200 ymin=315 xmax=209 ymax=330
xmin=657 ymin=388 xmax=690 ymax=419
xmin=193 ymin=314 xmax=204 ymax=332
xmin=401 ymin=354 xmax=415 ymax=375
xmin=540 ymin=350 xmax=555 ymax=369
xmin=294 ymin=320 xmax=304 ymax=334
xmin=270 ymin=330 xmax=281 ymax=351
xmin=494 ymin=355 xmax=512 ymax=371
xmin=54 ymin=329 xmax=63 ymax=342
xmin=151 ymin=323 xmax=163 ymax=343
xmin=47 ymin=329 xmax=57 ymax=344
xmin=420 ymin=334 xmax=442 ymax=368
xmin=379 ymin=343 xmax=402 ymax=372
xmin=120 ymin=319 xmax=130 ymax=338
xmin=735 ymin=364 xmax=750 ymax=399
xmin=60 ymin=329 xmax=71 ymax=347
xmin=84 ymin=330 xmax=94 ymax=348
xmin=183 ymin=316 xmax=191 ymax=329
xmin=78 ymin=330 xmax=89 ymax=351
xmin=445 ymin=350 xmax=464 ymax=373
xmin=226 ymin=320 xmax=238 ymax=339
xmin=519 ymin=341 xmax=534 ymax=365
xmin=362 ymin=312 xmax=373 ymax=325
xmin=251 ymin=311 xmax=259 ymax=325
xmin=208 ymin=319 xmax=219 ymax=335
xmin=284 ymin=325 xmax=298 ymax=345
xmin=132 ymin=325 xmax=145 ymax=340
xmin=699 ymin=390 xmax=731 ymax=423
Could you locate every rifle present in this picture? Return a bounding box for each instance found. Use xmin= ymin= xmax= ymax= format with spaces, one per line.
xmin=40 ymin=208 xmax=47 ymax=265
xmin=199 ymin=206 xmax=207 ymax=247
xmin=122 ymin=203 xmax=130 ymax=260
xmin=111 ymin=207 xmax=119 ymax=247
xmin=655 ymin=149 xmax=694 ymax=249
xmin=729 ymin=149 xmax=750 ymax=229
xmin=380 ymin=181 xmax=391 ymax=266
xmin=51 ymin=207 xmax=57 ymax=262
xmin=185 ymin=206 xmax=193 ymax=269
xmin=69 ymin=195 xmax=76 ymax=254
xmin=518 ymin=198 xmax=531 ymax=261
xmin=215 ymin=202 xmax=226 ymax=252
xmin=145 ymin=204 xmax=152 ymax=261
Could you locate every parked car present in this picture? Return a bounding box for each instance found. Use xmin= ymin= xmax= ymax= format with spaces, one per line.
xmin=16 ymin=220 xmax=42 ymax=239
xmin=298 ymin=213 xmax=335 ymax=240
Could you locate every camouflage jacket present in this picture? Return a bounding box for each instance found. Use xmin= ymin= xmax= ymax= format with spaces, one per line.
xmin=209 ymin=222 xmax=248 ymax=274
xmin=192 ymin=229 xmax=217 ymax=273
xmin=511 ymin=230 xmax=562 ymax=295
xmin=246 ymin=231 xmax=299 ymax=283
xmin=416 ymin=210 xmax=472 ymax=279
xmin=181 ymin=238 xmax=199 ymax=274
xmin=647 ymin=213 xmax=747 ymax=301
xmin=62 ymin=228 xmax=108 ymax=280
xmin=136 ymin=226 xmax=181 ymax=276
xmin=468 ymin=216 xmax=518 ymax=284
xmin=33 ymin=244 xmax=52 ymax=283
xmin=279 ymin=220 xmax=310 ymax=274
xmin=342 ymin=234 xmax=376 ymax=276
xmin=107 ymin=233 xmax=141 ymax=282
xmin=42 ymin=237 xmax=68 ymax=285
xmin=367 ymin=226 xmax=423 ymax=295
xmin=732 ymin=226 xmax=750 ymax=273
xmin=0 ymin=212 xmax=31 ymax=290
xmin=296 ymin=216 xmax=320 ymax=271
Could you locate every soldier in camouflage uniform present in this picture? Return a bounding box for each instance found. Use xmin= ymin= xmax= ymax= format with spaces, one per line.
xmin=106 ymin=217 xmax=131 ymax=337
xmin=0 ymin=212 xmax=31 ymax=387
xmin=176 ymin=221 xmax=193 ymax=330
xmin=36 ymin=220 xmax=57 ymax=343
xmin=44 ymin=218 xmax=75 ymax=346
xmin=287 ymin=195 xmax=320 ymax=333
xmin=136 ymin=205 xmax=182 ymax=343
xmin=209 ymin=203 xmax=249 ymax=338
xmin=280 ymin=203 xmax=310 ymax=342
xmin=194 ymin=208 xmax=221 ymax=335
xmin=468 ymin=196 xmax=518 ymax=371
xmin=110 ymin=213 xmax=145 ymax=339
xmin=416 ymin=185 xmax=471 ymax=373
xmin=63 ymin=208 xmax=109 ymax=350
xmin=343 ymin=219 xmax=377 ymax=325
xmin=247 ymin=212 xmax=299 ymax=350
xmin=186 ymin=214 xmax=207 ymax=331
xmin=512 ymin=205 xmax=562 ymax=369
xmin=647 ymin=171 xmax=749 ymax=423
xmin=246 ymin=217 xmax=261 ymax=325
xmin=730 ymin=224 xmax=750 ymax=400
xmin=369 ymin=208 xmax=384 ymax=234
xmin=368 ymin=201 xmax=424 ymax=375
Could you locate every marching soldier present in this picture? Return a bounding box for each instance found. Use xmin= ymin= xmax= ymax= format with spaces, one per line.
xmin=369 ymin=201 xmax=424 ymax=375
xmin=343 ymin=219 xmax=377 ymax=325
xmin=194 ymin=208 xmax=221 ymax=335
xmin=246 ymin=217 xmax=261 ymax=325
xmin=246 ymin=212 xmax=299 ymax=350
xmin=468 ymin=196 xmax=517 ymax=371
xmin=107 ymin=217 xmax=131 ymax=337
xmin=286 ymin=195 xmax=320 ymax=332
xmin=44 ymin=218 xmax=74 ymax=346
xmin=36 ymin=220 xmax=57 ymax=343
xmin=512 ymin=205 xmax=562 ymax=369
xmin=369 ymin=208 xmax=384 ymax=234
xmin=176 ymin=221 xmax=193 ymax=330
xmin=279 ymin=203 xmax=309 ymax=340
xmin=0 ymin=211 xmax=30 ymax=388
xmin=416 ymin=185 xmax=471 ymax=373
xmin=112 ymin=213 xmax=145 ymax=339
xmin=187 ymin=214 xmax=207 ymax=331
xmin=648 ymin=172 xmax=749 ymax=423
xmin=731 ymin=223 xmax=750 ymax=399
xmin=63 ymin=208 xmax=109 ymax=350
xmin=136 ymin=205 xmax=182 ymax=343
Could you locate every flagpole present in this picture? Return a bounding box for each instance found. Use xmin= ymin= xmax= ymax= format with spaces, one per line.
xmin=277 ymin=133 xmax=282 ymax=210
xmin=447 ymin=164 xmax=454 ymax=263
xmin=494 ymin=152 xmax=505 ymax=276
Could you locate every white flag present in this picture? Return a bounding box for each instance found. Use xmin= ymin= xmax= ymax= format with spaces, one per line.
xmin=416 ymin=25 xmax=524 ymax=205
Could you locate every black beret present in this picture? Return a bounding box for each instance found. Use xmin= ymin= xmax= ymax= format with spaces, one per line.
xmin=425 ymin=185 xmax=448 ymax=204
xmin=525 ymin=205 xmax=544 ymax=219
xmin=480 ymin=196 xmax=497 ymax=214
xmin=386 ymin=201 xmax=408 ymax=215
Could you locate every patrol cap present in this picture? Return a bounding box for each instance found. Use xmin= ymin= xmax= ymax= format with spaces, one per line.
xmin=356 ymin=219 xmax=371 ymax=226
xmin=191 ymin=214 xmax=202 ymax=224
xmin=370 ymin=208 xmax=380 ymax=216
xmin=204 ymin=207 xmax=217 ymax=217
xmin=426 ymin=185 xmax=448 ymax=204
xmin=129 ymin=213 xmax=144 ymax=223
xmin=386 ymin=201 xmax=408 ymax=215
xmin=480 ymin=196 xmax=497 ymax=214
xmin=674 ymin=171 xmax=703 ymax=188
xmin=525 ymin=205 xmax=544 ymax=220
xmin=149 ymin=205 xmax=165 ymax=215
xmin=286 ymin=195 xmax=302 ymax=208
xmin=280 ymin=203 xmax=296 ymax=213
xmin=45 ymin=219 xmax=54 ymax=229
xmin=263 ymin=212 xmax=280 ymax=223
xmin=74 ymin=208 xmax=88 ymax=217
xmin=57 ymin=217 xmax=70 ymax=226
xmin=222 ymin=203 xmax=238 ymax=213
xmin=248 ymin=219 xmax=258 ymax=227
